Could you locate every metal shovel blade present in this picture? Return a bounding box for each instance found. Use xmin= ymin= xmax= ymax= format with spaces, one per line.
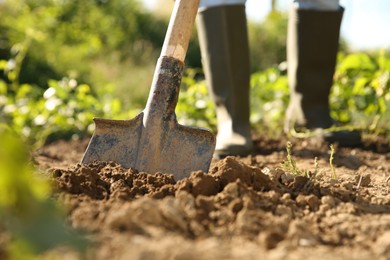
xmin=81 ymin=57 xmax=216 ymax=180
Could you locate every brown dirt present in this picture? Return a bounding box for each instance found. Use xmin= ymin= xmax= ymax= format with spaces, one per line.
xmin=32 ymin=134 xmax=390 ymax=260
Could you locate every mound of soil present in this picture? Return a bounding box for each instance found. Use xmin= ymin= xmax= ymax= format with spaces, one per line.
xmin=32 ymin=135 xmax=390 ymax=259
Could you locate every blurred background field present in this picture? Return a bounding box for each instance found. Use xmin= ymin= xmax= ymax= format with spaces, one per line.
xmin=0 ymin=0 xmax=389 ymax=145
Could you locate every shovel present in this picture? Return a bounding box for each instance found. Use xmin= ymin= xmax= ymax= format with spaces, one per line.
xmin=81 ymin=0 xmax=215 ymax=180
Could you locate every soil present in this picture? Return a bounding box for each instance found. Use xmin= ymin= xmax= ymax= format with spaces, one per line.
xmin=32 ymin=134 xmax=390 ymax=259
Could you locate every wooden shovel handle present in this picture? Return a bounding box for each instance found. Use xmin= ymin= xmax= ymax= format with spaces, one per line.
xmin=160 ymin=0 xmax=200 ymax=62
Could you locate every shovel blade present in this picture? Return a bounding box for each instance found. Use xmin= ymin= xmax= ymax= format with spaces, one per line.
xmin=81 ymin=115 xmax=215 ymax=180
xmin=81 ymin=115 xmax=144 ymax=167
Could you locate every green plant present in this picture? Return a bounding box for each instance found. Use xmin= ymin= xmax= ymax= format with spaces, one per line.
xmin=313 ymin=157 xmax=319 ymax=177
xmin=280 ymin=141 xmax=299 ymax=175
xmin=280 ymin=141 xmax=309 ymax=177
xmin=329 ymin=144 xmax=337 ymax=179
xmin=0 ymin=76 xmax=125 ymax=146
xmin=280 ymin=142 xmax=338 ymax=181
xmin=248 ymin=51 xmax=390 ymax=136
xmin=248 ymin=11 xmax=288 ymax=72
xmin=331 ymin=51 xmax=390 ymax=132
xmin=0 ymin=125 xmax=87 ymax=259
xmin=0 ymin=0 xmax=169 ymax=107
xmin=176 ymin=69 xmax=216 ymax=131
xmin=249 ymin=65 xmax=289 ymax=133
xmin=177 ymin=66 xmax=289 ymax=134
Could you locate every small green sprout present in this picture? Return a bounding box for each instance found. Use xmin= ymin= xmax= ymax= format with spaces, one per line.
xmin=329 ymin=144 xmax=337 ymax=179
xmin=280 ymin=141 xmax=308 ymax=176
xmin=313 ymin=156 xmax=319 ymax=177
xmin=281 ymin=141 xmax=296 ymax=174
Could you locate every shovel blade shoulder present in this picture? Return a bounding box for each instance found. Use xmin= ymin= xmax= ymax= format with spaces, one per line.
xmin=81 ymin=113 xmax=144 ymax=167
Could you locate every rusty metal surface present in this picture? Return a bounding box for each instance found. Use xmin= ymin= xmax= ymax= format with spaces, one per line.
xmin=81 ymin=56 xmax=216 ymax=180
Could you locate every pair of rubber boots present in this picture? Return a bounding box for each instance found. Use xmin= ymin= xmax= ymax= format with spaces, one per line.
xmin=196 ymin=4 xmax=361 ymax=158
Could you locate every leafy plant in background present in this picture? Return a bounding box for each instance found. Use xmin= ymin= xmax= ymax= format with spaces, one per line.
xmin=0 ymin=73 xmax=125 ymax=146
xmin=0 ymin=0 xmax=294 ymax=111
xmin=331 ymin=51 xmax=390 ymax=132
xmin=177 ymin=51 xmax=390 ymax=137
xmin=0 ymin=0 xmax=169 ymax=105
xmin=176 ymin=69 xmax=216 ymax=131
xmin=249 ymin=65 xmax=289 ymax=134
xmin=248 ymin=10 xmax=288 ymax=73
xmin=248 ymin=51 xmax=390 ymax=136
xmin=177 ymin=64 xmax=290 ymax=135
xmin=0 ymin=125 xmax=87 ymax=259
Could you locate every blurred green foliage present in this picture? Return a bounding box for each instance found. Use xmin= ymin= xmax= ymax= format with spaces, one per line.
xmin=250 ymin=64 xmax=289 ymax=132
xmin=0 ymin=0 xmax=388 ymax=146
xmin=176 ymin=69 xmax=216 ymax=130
xmin=332 ymin=51 xmax=390 ymax=131
xmin=178 ymin=52 xmax=390 ymax=135
xmin=0 ymin=0 xmax=169 ymax=105
xmin=248 ymin=11 xmax=288 ymax=72
xmin=177 ymin=65 xmax=289 ymax=133
xmin=3 ymin=0 xmax=168 ymax=76
xmin=0 ymin=0 xmax=291 ymax=105
xmin=0 ymin=126 xmax=87 ymax=259
xmin=0 ymin=73 xmax=126 ymax=146
xmin=0 ymin=0 xmax=158 ymax=145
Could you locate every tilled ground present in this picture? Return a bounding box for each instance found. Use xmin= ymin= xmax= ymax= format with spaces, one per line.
xmin=31 ymin=135 xmax=390 ymax=260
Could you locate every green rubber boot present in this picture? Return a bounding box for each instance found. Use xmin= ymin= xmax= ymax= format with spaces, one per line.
xmin=197 ymin=5 xmax=253 ymax=158
xmin=285 ymin=6 xmax=361 ymax=146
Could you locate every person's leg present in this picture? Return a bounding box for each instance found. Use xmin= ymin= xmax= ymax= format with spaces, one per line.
xmin=197 ymin=3 xmax=253 ymax=157
xmin=285 ymin=0 xmax=361 ymax=145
